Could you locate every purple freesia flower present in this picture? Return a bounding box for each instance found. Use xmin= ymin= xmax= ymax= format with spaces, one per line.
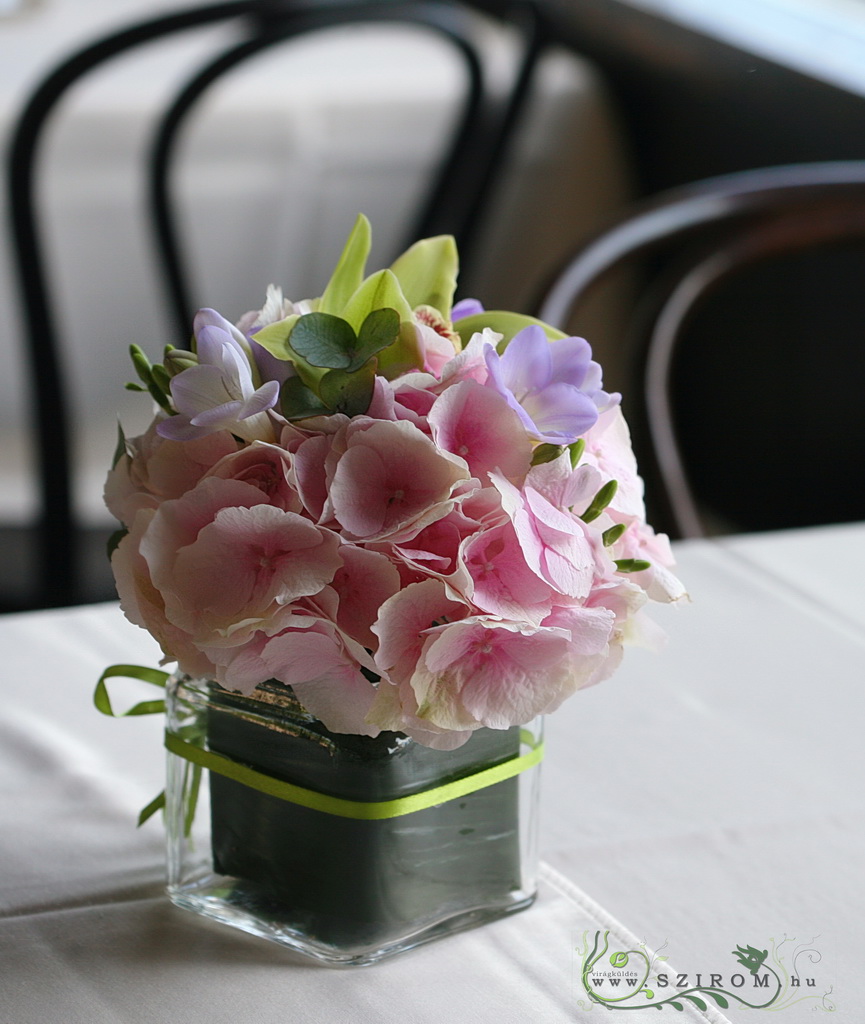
xmin=157 ymin=308 xmax=279 ymax=443
xmin=484 ymin=325 xmax=620 ymax=444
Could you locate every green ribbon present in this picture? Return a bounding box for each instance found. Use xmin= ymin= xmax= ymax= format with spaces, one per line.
xmin=94 ymin=664 xmax=171 ymax=824
xmin=96 ymin=664 xmax=544 ymax=825
xmin=94 ymin=664 xmax=170 ymax=717
xmin=165 ymin=729 xmax=544 ymax=821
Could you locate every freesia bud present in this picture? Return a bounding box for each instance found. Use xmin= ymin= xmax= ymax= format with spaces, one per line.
xmin=164 ymin=349 xmax=199 ymax=376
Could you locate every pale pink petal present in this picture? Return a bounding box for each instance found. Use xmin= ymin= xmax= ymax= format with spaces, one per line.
xmin=329 ymin=545 xmax=401 ymax=648
xmin=491 ymin=472 xmax=595 ymax=599
xmin=428 ymin=379 xmax=532 ymax=483
xmin=204 ymin=440 xmax=300 ymax=512
xmin=413 ymin=619 xmax=573 ymax=730
xmin=329 ymin=419 xmax=468 ymax=541
xmin=293 ymin=434 xmax=332 ymax=521
xmin=461 ymin=522 xmax=553 ymax=624
xmin=168 ymin=504 xmax=342 ymax=639
xmin=262 ymin=626 xmax=380 ymax=735
xmin=372 ymin=579 xmax=467 ymax=684
xmin=366 ymin=674 xmax=476 ymax=750
xmin=582 ymin=407 xmax=646 ymax=518
xmin=111 ymin=509 xmax=216 ymax=678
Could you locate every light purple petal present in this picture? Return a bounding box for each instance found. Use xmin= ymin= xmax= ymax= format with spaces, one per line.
xmin=190 ymin=400 xmax=244 ymax=427
xmin=549 ymin=336 xmax=592 ymax=387
xmin=451 ymin=298 xmax=485 ymax=320
xmin=237 ymin=380 xmax=280 ymax=419
xmin=195 ymin=324 xmax=234 ymax=366
xmin=523 ymin=383 xmax=599 ymax=439
xmin=170 ymin=364 xmax=232 ymax=415
xmin=194 ymin=307 xmax=249 ymax=351
xmin=498 ymin=325 xmax=551 ymax=397
xmin=155 ymin=415 xmax=209 ymax=441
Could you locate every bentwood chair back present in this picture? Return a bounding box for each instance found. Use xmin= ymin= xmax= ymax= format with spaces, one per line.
xmin=539 ymin=162 xmax=865 ymax=538
xmin=5 ymin=0 xmax=552 ymax=610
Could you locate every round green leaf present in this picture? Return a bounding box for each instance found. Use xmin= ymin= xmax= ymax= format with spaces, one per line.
xmin=319 ymin=364 xmax=375 ymax=417
xmin=288 ymin=312 xmax=356 ymax=369
xmin=280 ymin=376 xmax=329 ymax=420
xmin=352 ymin=307 xmax=400 ymax=370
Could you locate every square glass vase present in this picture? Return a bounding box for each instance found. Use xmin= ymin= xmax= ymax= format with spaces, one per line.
xmin=165 ymin=675 xmax=543 ymax=966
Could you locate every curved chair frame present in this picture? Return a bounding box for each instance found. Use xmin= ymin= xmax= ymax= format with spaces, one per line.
xmin=538 ymin=161 xmax=865 ymax=537
xmin=6 ymin=0 xmax=548 ymax=607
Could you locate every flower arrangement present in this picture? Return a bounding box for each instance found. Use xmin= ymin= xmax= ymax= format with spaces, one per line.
xmin=105 ymin=215 xmax=684 ymax=750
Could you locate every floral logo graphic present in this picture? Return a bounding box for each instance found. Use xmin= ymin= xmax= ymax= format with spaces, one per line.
xmin=577 ymin=931 xmax=835 ymax=1013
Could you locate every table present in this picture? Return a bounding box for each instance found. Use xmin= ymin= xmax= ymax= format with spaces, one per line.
xmin=1 ymin=523 xmax=861 ymax=1022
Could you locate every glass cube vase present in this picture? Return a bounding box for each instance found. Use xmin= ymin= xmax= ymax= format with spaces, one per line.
xmin=165 ymin=675 xmax=543 ymax=966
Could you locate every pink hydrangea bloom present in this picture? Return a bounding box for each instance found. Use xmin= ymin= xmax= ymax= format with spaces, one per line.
xmin=140 ymin=476 xmax=343 ymax=646
xmin=108 ymin=270 xmax=685 ymax=747
xmin=327 ymin=418 xmax=469 ymax=542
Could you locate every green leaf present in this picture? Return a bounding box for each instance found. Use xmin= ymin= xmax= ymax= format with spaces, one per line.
xmin=341 ymin=269 xmax=414 ymax=333
xmin=352 ymin=307 xmax=400 ymax=370
xmin=112 ymin=422 xmax=127 ymax=469
xmin=669 ymin=1001 xmax=684 ymax=1011
xmin=454 ymin=311 xmax=567 ymax=347
xmin=683 ymin=996 xmax=708 ymax=1011
xmin=184 ymin=763 xmax=202 ymax=837
xmin=708 ymin=993 xmax=729 ymax=1009
xmin=389 ymin=234 xmax=458 ymax=316
xmin=531 ymin=443 xmax=564 ymax=466
xmin=288 ymin=312 xmax=356 ymax=369
xmin=581 ymin=479 xmax=618 ymax=522
xmin=615 ymin=558 xmax=652 ymax=573
xmin=137 ymin=789 xmax=165 ymax=827
xmin=251 ymin=314 xmax=301 ymax=362
xmin=319 ymin=364 xmax=375 ymax=417
xmin=319 ymin=213 xmax=372 ymax=314
xmin=280 ymin=376 xmax=330 ymax=421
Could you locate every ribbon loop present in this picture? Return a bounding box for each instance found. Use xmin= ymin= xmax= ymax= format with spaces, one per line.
xmin=94 ymin=664 xmax=170 ymax=718
xmin=94 ymin=664 xmax=171 ymax=825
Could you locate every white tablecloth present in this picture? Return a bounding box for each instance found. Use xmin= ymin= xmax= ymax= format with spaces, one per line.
xmin=2 ymin=523 xmax=860 ymax=1022
xmin=0 ymin=0 xmax=632 ymax=527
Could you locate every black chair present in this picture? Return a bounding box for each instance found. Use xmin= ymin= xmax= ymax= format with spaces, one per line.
xmin=538 ymin=162 xmax=865 ymax=538
xmin=5 ymin=0 xmax=553 ymax=610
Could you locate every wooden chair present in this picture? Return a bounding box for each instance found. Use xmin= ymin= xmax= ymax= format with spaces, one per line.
xmin=5 ymin=0 xmax=552 ymax=610
xmin=538 ymin=162 xmax=865 ymax=538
